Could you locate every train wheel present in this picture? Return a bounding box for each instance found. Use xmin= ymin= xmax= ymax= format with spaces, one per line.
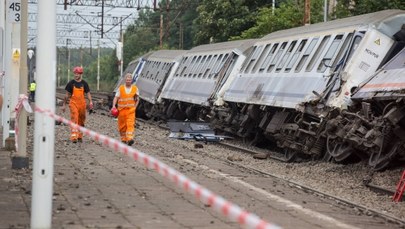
xmin=283 ymin=148 xmax=297 ymax=162
xmin=369 ymin=141 xmax=400 ymax=171
xmin=326 ymin=136 xmax=355 ymax=162
xmin=166 ymin=102 xmax=177 ymax=118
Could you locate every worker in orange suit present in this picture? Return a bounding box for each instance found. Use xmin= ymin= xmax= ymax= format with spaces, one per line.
xmin=111 ymin=73 xmax=139 ymax=146
xmin=62 ymin=66 xmax=93 ymax=143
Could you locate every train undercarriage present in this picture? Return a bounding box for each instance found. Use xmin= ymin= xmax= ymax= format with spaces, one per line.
xmin=137 ymin=96 xmax=405 ymax=171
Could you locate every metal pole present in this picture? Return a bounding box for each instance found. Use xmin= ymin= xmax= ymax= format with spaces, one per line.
xmin=68 ymin=45 xmax=70 ymax=82
xmin=28 ymin=49 xmax=34 ymax=83
xmin=97 ymin=39 xmax=100 ymax=91
xmin=57 ymin=50 xmax=60 ymax=87
xmin=324 ymin=0 xmax=328 ymax=22
xmin=272 ymin=0 xmax=275 ymax=15
xmin=30 ymin=0 xmax=56 ymax=228
xmin=120 ymin=24 xmax=124 ymax=78
xmin=14 ymin=0 xmax=28 ymax=169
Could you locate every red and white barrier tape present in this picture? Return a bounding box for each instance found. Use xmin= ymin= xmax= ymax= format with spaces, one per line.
xmin=14 ymin=94 xmax=33 ymax=151
xmin=32 ymin=105 xmax=281 ymax=229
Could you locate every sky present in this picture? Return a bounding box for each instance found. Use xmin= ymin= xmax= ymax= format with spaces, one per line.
xmin=27 ymin=2 xmax=146 ymax=49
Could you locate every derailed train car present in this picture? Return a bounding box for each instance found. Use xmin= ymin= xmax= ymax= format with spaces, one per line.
xmin=123 ymin=10 xmax=405 ymax=170
xmin=125 ymin=41 xmax=257 ymax=121
xmin=156 ymin=39 xmax=257 ymax=121
xmin=133 ymin=50 xmax=187 ymax=119
xmin=213 ymin=9 xmax=405 ymax=170
xmin=334 ymin=46 xmax=405 ymax=170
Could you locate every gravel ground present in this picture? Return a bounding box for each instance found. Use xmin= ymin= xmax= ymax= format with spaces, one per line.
xmin=18 ymin=109 xmax=405 ymax=223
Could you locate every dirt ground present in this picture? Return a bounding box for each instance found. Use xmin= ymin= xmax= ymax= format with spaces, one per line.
xmin=6 ymin=108 xmax=404 ymax=228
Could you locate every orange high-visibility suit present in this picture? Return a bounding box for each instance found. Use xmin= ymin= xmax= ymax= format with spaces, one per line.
xmin=65 ymin=80 xmax=91 ymax=142
xmin=117 ymin=85 xmax=139 ymax=143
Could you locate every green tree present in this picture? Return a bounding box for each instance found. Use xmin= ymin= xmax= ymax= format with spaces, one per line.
xmin=122 ymin=10 xmax=160 ymax=69
xmin=333 ymin=0 xmax=405 ymax=17
xmin=192 ymin=0 xmax=256 ymax=45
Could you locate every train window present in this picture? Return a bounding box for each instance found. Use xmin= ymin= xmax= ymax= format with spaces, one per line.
xmin=214 ymin=54 xmax=229 ymax=79
xmin=203 ymin=69 xmax=210 ymax=78
xmin=306 ymin=36 xmax=330 ymax=72
xmin=276 ymin=41 xmax=297 ymax=72
xmin=188 ymin=56 xmax=197 ymax=78
xmin=245 ymin=46 xmax=263 ymax=73
xmin=346 ymin=35 xmax=363 ymax=63
xmin=208 ymin=55 xmax=219 ymax=79
xmin=331 ymin=33 xmax=353 ymax=69
xmin=211 ymin=54 xmax=223 ymax=79
xmin=295 ymin=38 xmax=318 ymax=72
xmin=203 ymin=55 xmax=213 ymax=79
xmin=190 ymin=56 xmax=197 ymax=65
xmin=317 ymin=35 xmax=343 ymax=72
xmin=259 ymin=44 xmax=277 ymax=72
xmin=243 ymin=46 xmax=256 ymax=73
xmin=182 ymin=57 xmax=188 ymax=65
xmin=241 ymin=46 xmax=256 ymax=72
xmin=180 ymin=67 xmax=187 ymax=77
xmin=198 ymin=55 xmax=207 ymax=78
xmin=285 ymin=39 xmax=307 ymax=72
xmin=193 ymin=56 xmax=202 ymax=78
xmin=267 ymin=42 xmax=286 ymax=72
xmin=252 ymin=45 xmax=270 ymax=73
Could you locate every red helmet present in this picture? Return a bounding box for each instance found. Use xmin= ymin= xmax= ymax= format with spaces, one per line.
xmin=111 ymin=107 xmax=119 ymax=117
xmin=73 ymin=66 xmax=83 ymax=74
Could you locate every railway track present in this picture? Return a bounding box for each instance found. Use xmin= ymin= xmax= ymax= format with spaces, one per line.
xmin=139 ymin=118 xmax=405 ymax=228
xmin=56 ymin=88 xmax=112 ymax=110
xmin=54 ymin=90 xmax=404 ymax=225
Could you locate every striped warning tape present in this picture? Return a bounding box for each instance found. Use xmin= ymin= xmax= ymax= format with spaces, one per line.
xmin=33 ymin=105 xmax=281 ymax=229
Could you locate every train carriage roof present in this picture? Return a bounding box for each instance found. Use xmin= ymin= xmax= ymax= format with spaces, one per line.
xmin=186 ymin=39 xmax=258 ymax=54
xmin=260 ymin=10 xmax=405 ymax=41
xmin=147 ymin=49 xmax=187 ymax=61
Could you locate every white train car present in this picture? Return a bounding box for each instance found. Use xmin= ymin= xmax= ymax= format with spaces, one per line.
xmin=134 ymin=50 xmax=187 ymax=119
xmin=224 ymin=10 xmax=405 ymax=110
xmin=213 ymin=10 xmax=405 ymax=168
xmin=335 ymin=46 xmax=405 ymax=170
xmin=157 ymin=39 xmax=257 ymax=120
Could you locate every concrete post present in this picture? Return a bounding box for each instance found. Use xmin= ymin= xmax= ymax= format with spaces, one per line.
xmin=12 ymin=0 xmax=28 ymax=169
xmin=30 ymin=1 xmax=56 ymax=228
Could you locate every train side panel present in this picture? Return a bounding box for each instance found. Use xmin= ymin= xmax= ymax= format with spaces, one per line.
xmin=136 ymin=50 xmax=186 ymax=105
xmin=353 ymin=47 xmax=405 ymax=99
xmin=159 ymin=40 xmax=257 ymax=107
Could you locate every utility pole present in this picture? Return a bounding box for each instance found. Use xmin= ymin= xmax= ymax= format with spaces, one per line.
xmin=165 ymin=0 xmax=170 ymax=46
xmin=179 ymin=22 xmax=183 ymax=49
xmin=57 ymin=49 xmax=60 ymax=87
xmin=80 ymin=46 xmax=83 ymax=66
xmin=14 ymin=0 xmax=28 ymax=169
xmin=31 ymin=0 xmax=57 ymax=227
xmin=97 ymin=39 xmax=100 ymax=91
xmin=3 ymin=0 xmax=22 ymax=147
xmin=101 ymin=0 xmax=104 ymax=38
xmin=304 ymin=0 xmax=311 ymax=25
xmin=159 ymin=10 xmax=163 ymax=49
xmin=120 ymin=17 xmax=124 ymax=78
xmin=67 ymin=39 xmax=71 ymax=82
